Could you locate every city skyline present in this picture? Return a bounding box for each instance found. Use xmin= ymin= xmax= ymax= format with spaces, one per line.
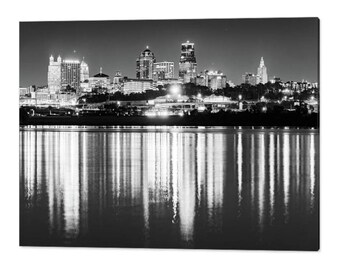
xmin=20 ymin=18 xmax=319 ymax=87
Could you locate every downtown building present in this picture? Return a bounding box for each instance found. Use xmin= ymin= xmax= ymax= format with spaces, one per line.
xmin=196 ymin=70 xmax=227 ymax=90
xmin=122 ymin=78 xmax=155 ymax=94
xmin=153 ymin=61 xmax=174 ymax=81
xmin=242 ymin=72 xmax=258 ymax=85
xmin=256 ymin=57 xmax=268 ymax=84
xmin=48 ymin=55 xmax=82 ymax=93
xmin=136 ymin=46 xmax=156 ymax=80
xmin=80 ymin=58 xmax=89 ymax=82
xmin=48 ymin=55 xmax=62 ymax=94
xmin=179 ymin=41 xmax=197 ymax=83
xmin=88 ymin=67 xmax=111 ymax=92
xmin=61 ymin=59 xmax=81 ymax=91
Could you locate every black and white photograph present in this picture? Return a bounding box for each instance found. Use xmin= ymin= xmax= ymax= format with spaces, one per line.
xmin=18 ymin=17 xmax=320 ymax=250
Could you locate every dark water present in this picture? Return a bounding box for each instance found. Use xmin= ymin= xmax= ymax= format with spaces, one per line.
xmin=19 ymin=126 xmax=319 ymax=250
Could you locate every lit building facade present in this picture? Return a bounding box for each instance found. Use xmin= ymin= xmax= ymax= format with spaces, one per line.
xmin=179 ymin=41 xmax=197 ymax=83
xmin=48 ymin=55 xmax=62 ymax=94
xmin=196 ymin=70 xmax=227 ymax=90
xmin=61 ymin=60 xmax=81 ymax=91
xmin=153 ymin=62 xmax=174 ymax=81
xmin=89 ymin=68 xmax=110 ymax=90
xmin=123 ymin=78 xmax=154 ymax=94
xmin=256 ymin=57 xmax=268 ymax=84
xmin=80 ymin=58 xmax=89 ymax=82
xmin=242 ymin=73 xmax=258 ymax=85
xmin=136 ymin=46 xmax=156 ymax=80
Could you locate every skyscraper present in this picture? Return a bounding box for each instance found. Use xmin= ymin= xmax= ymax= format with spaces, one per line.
xmin=80 ymin=58 xmax=89 ymax=82
xmin=153 ymin=61 xmax=174 ymax=81
xmin=136 ymin=46 xmax=156 ymax=80
xmin=179 ymin=41 xmax=197 ymax=83
xmin=61 ymin=60 xmax=81 ymax=91
xmin=256 ymin=57 xmax=268 ymax=84
xmin=48 ymin=55 xmax=62 ymax=94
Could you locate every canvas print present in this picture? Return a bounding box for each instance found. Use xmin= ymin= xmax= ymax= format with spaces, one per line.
xmin=19 ymin=18 xmax=319 ymax=250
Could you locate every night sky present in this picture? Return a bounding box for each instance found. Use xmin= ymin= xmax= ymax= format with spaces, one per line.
xmin=19 ymin=18 xmax=319 ymax=87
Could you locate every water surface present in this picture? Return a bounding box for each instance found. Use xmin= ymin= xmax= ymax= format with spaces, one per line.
xmin=20 ymin=126 xmax=319 ymax=250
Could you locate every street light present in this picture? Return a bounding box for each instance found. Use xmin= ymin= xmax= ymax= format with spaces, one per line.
xmin=238 ymin=94 xmax=242 ymax=100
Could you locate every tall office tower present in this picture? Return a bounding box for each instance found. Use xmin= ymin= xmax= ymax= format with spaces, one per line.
xmin=256 ymin=57 xmax=268 ymax=84
xmin=61 ymin=59 xmax=81 ymax=91
xmin=179 ymin=41 xmax=197 ymax=83
xmin=80 ymin=58 xmax=89 ymax=82
xmin=136 ymin=46 xmax=156 ymax=80
xmin=48 ymin=55 xmax=62 ymax=94
xmin=153 ymin=61 xmax=174 ymax=81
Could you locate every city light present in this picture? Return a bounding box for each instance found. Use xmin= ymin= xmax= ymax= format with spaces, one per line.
xmin=170 ymin=85 xmax=181 ymax=96
xmin=238 ymin=95 xmax=242 ymax=100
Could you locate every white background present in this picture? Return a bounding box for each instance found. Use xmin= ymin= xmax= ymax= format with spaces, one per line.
xmin=0 ymin=0 xmax=339 ymax=269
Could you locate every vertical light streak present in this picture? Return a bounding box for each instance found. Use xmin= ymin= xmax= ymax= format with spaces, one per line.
xmin=310 ymin=134 xmax=316 ymax=213
xmin=296 ymin=135 xmax=300 ymax=190
xmin=250 ymin=134 xmax=255 ymax=215
xmin=269 ymin=133 xmax=275 ymax=223
xmin=237 ymin=132 xmax=243 ymax=212
xmin=207 ymin=133 xmax=214 ymax=223
xmin=283 ymin=133 xmax=290 ymax=223
xmin=80 ymin=132 xmax=89 ymax=235
xmin=179 ymin=134 xmax=195 ymax=243
xmin=63 ymin=132 xmax=80 ymax=239
xmin=258 ymin=133 xmax=265 ymax=231
xmin=171 ymin=133 xmax=179 ymax=223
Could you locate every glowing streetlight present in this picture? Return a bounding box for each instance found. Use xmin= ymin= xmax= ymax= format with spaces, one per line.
xmin=238 ymin=94 xmax=242 ymax=100
xmin=197 ymin=93 xmax=202 ymax=99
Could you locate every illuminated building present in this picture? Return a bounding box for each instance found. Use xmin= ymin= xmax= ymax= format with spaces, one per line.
xmin=123 ymin=78 xmax=154 ymax=94
xmin=242 ymin=72 xmax=258 ymax=85
xmin=61 ymin=59 xmax=81 ymax=91
xmin=256 ymin=57 xmax=268 ymax=84
xmin=179 ymin=41 xmax=197 ymax=83
xmin=89 ymin=67 xmax=110 ymax=90
xmin=80 ymin=58 xmax=89 ymax=82
xmin=197 ymin=70 xmax=227 ymax=90
xmin=48 ymin=55 xmax=62 ymax=94
xmin=113 ymin=71 xmax=123 ymax=85
xmin=136 ymin=46 xmax=156 ymax=80
xmin=153 ymin=62 xmax=174 ymax=81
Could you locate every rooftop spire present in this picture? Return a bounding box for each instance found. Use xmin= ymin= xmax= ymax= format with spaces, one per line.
xmin=260 ymin=56 xmax=265 ymax=67
xmin=100 ymin=67 xmax=102 ymax=74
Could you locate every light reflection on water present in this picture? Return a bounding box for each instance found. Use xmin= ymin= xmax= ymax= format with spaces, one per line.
xmin=20 ymin=126 xmax=319 ymax=250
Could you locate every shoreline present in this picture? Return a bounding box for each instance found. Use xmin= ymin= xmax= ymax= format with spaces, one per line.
xmin=20 ymin=112 xmax=319 ymax=128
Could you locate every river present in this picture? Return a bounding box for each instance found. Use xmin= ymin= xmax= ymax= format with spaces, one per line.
xmin=19 ymin=126 xmax=319 ymax=250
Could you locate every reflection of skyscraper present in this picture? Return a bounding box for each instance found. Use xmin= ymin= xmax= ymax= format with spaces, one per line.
xmin=136 ymin=46 xmax=156 ymax=80
xmin=48 ymin=55 xmax=62 ymax=94
xmin=256 ymin=57 xmax=268 ymax=84
xmin=179 ymin=41 xmax=197 ymax=83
